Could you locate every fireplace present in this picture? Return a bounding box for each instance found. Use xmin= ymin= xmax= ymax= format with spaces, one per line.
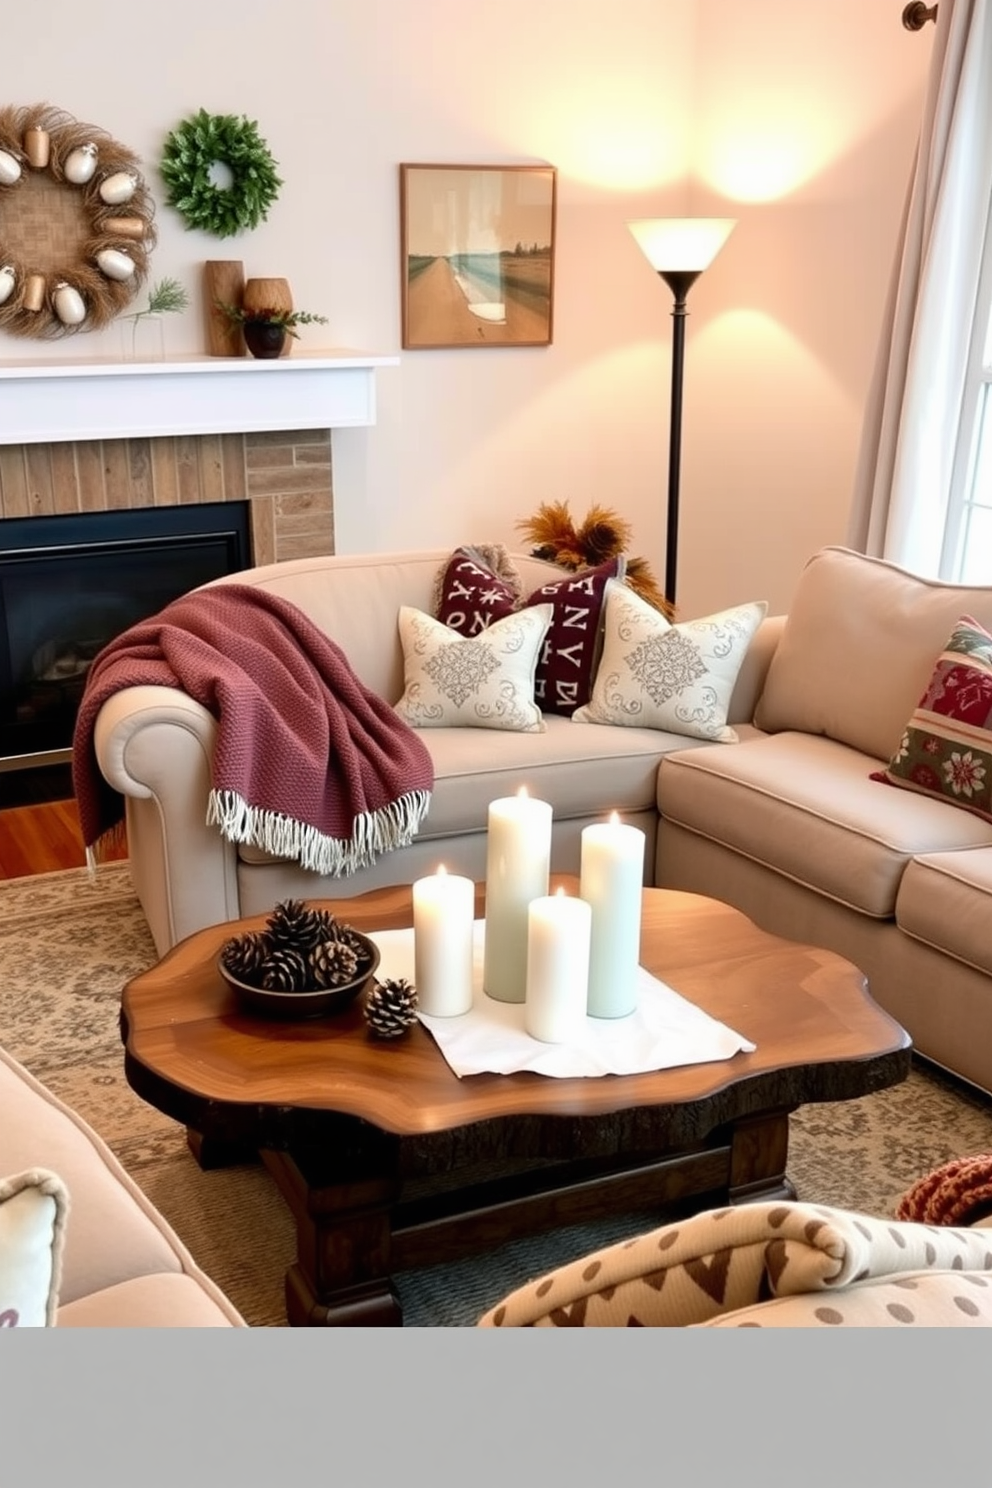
xmin=0 ymin=502 xmax=250 ymax=773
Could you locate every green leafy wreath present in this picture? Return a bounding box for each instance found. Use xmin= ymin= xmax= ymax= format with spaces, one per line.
xmin=160 ymin=109 xmax=283 ymax=238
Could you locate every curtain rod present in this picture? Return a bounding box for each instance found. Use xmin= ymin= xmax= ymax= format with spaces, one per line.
xmin=902 ymin=2 xmax=938 ymax=28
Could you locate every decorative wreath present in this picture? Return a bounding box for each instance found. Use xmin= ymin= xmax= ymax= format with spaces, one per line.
xmin=160 ymin=109 xmax=283 ymax=239
xmin=0 ymin=103 xmax=157 ymax=340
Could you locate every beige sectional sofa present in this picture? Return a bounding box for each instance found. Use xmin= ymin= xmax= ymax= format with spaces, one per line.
xmin=90 ymin=543 xmax=992 ymax=1097
xmin=0 ymin=1044 xmax=244 ymax=1326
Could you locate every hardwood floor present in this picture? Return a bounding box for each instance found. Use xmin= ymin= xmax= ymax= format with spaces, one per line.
xmin=0 ymin=798 xmax=127 ymax=878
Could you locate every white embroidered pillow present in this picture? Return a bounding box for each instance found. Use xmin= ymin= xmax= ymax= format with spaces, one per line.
xmin=573 ymin=581 xmax=767 ymax=742
xmin=0 ymin=1169 xmax=69 ymax=1328
xmin=395 ymin=604 xmax=552 ymax=732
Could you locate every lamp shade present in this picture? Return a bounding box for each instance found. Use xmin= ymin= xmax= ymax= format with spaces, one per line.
xmin=627 ymin=217 xmax=736 ymax=273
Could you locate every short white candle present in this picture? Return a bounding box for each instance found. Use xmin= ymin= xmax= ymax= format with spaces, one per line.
xmin=580 ymin=813 xmax=646 ymax=1019
xmin=482 ymin=787 xmax=553 ymax=1003
xmin=413 ymin=865 xmax=475 ymax=1016
xmin=524 ymin=889 xmax=592 ymax=1044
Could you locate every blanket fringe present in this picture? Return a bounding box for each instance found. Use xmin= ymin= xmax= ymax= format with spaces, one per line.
xmin=206 ymin=788 xmax=433 ymax=878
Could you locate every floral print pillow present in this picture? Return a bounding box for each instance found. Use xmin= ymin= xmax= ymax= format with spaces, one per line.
xmin=871 ymin=615 xmax=992 ymax=823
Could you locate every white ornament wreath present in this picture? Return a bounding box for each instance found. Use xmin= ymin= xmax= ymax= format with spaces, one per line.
xmin=0 ymin=102 xmax=157 ymax=339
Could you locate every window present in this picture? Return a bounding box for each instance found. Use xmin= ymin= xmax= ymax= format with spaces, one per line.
xmin=942 ymin=192 xmax=992 ymax=582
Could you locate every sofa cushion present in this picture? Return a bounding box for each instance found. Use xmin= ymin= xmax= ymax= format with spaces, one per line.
xmin=871 ymin=616 xmax=992 ymax=825
xmin=896 ymin=847 xmax=992 ymax=977
xmin=754 ymin=546 xmax=992 ymax=761
xmin=434 ymin=546 xmax=623 ymax=715
xmin=0 ymin=1168 xmax=68 ymax=1327
xmin=573 ymin=581 xmax=767 ymax=742
xmin=657 ymin=732 xmax=992 ymax=918
xmin=394 ymin=604 xmax=551 ymax=733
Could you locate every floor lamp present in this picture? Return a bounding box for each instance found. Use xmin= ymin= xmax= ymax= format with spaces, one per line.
xmin=628 ymin=217 xmax=736 ymax=608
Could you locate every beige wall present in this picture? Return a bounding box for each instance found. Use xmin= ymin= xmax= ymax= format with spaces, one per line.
xmin=0 ymin=0 xmax=933 ymax=617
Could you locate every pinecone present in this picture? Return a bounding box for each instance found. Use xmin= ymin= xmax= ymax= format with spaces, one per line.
xmin=309 ymin=938 xmax=361 ymax=988
xmin=221 ymin=930 xmax=272 ymax=984
xmin=266 ymin=899 xmax=327 ymax=952
xmin=364 ymin=978 xmax=419 ymax=1038
xmin=259 ymin=946 xmax=310 ymax=991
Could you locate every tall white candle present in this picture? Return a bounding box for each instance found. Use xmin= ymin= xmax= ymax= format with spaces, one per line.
xmin=580 ymin=813 xmax=646 ymax=1019
xmin=524 ymin=889 xmax=592 ymax=1044
xmin=413 ymin=865 xmax=475 ymax=1016
xmin=483 ymin=788 xmax=553 ymax=1003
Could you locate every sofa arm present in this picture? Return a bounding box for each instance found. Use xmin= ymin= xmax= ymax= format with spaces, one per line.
xmin=726 ymin=613 xmax=785 ymax=725
xmin=93 ymin=686 xmax=241 ymax=957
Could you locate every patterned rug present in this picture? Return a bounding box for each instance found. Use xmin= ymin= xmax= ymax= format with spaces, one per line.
xmin=3 ymin=863 xmax=992 ymax=1327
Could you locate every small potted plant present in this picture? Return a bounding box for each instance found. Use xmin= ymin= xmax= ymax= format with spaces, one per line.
xmin=215 ymin=299 xmax=329 ymax=359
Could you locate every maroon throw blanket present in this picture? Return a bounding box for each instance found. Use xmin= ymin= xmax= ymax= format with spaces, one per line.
xmin=72 ymin=583 xmax=434 ymax=875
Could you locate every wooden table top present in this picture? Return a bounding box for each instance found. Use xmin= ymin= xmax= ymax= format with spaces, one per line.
xmin=120 ymin=878 xmax=911 ymax=1138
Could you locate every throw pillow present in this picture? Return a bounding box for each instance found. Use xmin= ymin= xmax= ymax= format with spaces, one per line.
xmin=433 ymin=547 xmax=519 ymax=636
xmin=0 ymin=1169 xmax=69 ymax=1328
xmin=394 ymin=604 xmax=552 ymax=732
xmin=871 ymin=615 xmax=992 ymax=824
xmin=434 ymin=547 xmax=625 ymax=715
xmin=573 ymin=580 xmax=767 ymax=742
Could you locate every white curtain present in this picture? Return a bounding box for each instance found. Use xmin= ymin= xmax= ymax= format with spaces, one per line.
xmin=845 ymin=0 xmax=992 ymax=575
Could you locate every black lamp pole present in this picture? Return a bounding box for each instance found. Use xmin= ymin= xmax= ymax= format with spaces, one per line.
xmin=657 ymin=268 xmax=702 ymax=610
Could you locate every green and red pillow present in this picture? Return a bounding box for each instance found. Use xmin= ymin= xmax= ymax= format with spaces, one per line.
xmin=435 ymin=546 xmax=624 ymax=715
xmin=871 ymin=615 xmax=992 ymax=823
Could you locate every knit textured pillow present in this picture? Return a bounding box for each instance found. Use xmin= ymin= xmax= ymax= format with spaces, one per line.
xmin=394 ymin=604 xmax=552 ymax=732
xmin=871 ymin=615 xmax=992 ymax=824
xmin=573 ymin=580 xmax=767 ymax=742
xmin=0 ymin=1169 xmax=69 ymax=1328
xmin=434 ymin=547 xmax=624 ymax=716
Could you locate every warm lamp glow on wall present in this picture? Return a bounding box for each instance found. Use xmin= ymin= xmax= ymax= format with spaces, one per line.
xmin=628 ymin=217 xmax=736 ymax=606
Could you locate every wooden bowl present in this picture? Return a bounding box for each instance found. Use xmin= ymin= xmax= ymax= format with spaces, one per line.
xmin=217 ymin=931 xmax=380 ymax=1019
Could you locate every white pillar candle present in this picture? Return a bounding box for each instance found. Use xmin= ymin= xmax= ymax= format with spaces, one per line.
xmin=524 ymin=890 xmax=592 ymax=1044
xmin=413 ymin=865 xmax=475 ymax=1016
xmin=580 ymin=813 xmax=646 ymax=1019
xmin=482 ymin=788 xmax=553 ymax=1003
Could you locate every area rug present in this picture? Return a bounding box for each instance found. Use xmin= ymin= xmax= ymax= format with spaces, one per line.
xmin=4 ymin=864 xmax=992 ymax=1328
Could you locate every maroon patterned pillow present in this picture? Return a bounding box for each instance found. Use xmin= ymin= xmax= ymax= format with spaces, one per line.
xmin=434 ymin=548 xmax=518 ymax=635
xmin=434 ymin=548 xmax=624 ymax=715
xmin=522 ymin=557 xmax=625 ymax=714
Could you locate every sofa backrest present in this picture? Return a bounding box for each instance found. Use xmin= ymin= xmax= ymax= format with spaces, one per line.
xmin=209 ymin=548 xmax=566 ymax=701
xmin=754 ymin=545 xmax=992 ymax=761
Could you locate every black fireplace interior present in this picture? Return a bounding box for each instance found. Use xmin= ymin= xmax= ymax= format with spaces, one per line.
xmin=0 ymin=502 xmax=251 ymax=786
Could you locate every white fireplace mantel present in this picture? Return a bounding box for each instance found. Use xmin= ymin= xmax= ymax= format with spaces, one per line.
xmin=0 ymin=349 xmax=400 ymax=446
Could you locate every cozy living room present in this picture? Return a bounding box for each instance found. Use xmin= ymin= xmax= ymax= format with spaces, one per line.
xmin=4 ymin=0 xmax=992 ymax=1355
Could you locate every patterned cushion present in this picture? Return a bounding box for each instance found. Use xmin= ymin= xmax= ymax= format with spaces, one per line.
xmin=572 ymin=580 xmax=767 ymax=742
xmin=871 ymin=616 xmax=992 ymax=824
xmin=394 ymin=604 xmax=551 ymax=732
xmin=434 ymin=547 xmax=624 ymax=715
xmin=0 ymin=1169 xmax=69 ymax=1328
xmin=476 ymin=1199 xmax=992 ymax=1328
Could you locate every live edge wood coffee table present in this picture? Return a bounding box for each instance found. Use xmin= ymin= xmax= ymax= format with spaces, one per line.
xmin=119 ymin=879 xmax=911 ymax=1327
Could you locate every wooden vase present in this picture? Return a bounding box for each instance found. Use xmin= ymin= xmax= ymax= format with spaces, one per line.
xmin=242 ymin=278 xmax=293 ymax=357
xmin=203 ymin=261 xmax=246 ymax=357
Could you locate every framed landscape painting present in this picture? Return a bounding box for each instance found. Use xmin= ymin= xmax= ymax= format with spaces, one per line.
xmin=400 ymin=163 xmax=557 ymax=350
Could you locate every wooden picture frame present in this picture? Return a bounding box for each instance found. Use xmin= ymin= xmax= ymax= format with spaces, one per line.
xmin=400 ymin=163 xmax=557 ymax=350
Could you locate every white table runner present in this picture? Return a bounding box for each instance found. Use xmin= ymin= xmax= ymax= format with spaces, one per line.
xmin=369 ymin=922 xmax=756 ymax=1079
